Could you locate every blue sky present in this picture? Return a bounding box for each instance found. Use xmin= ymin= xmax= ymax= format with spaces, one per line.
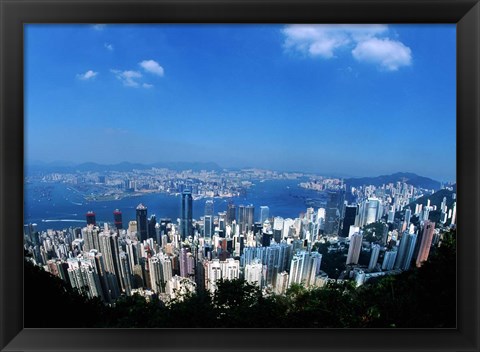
xmin=25 ymin=24 xmax=456 ymax=181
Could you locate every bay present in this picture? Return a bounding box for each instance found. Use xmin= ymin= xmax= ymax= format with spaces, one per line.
xmin=24 ymin=178 xmax=328 ymax=231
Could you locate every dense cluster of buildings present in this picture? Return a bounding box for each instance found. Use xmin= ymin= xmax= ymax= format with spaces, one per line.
xmin=24 ymin=180 xmax=456 ymax=305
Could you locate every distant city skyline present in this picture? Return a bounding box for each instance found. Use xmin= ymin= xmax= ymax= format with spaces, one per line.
xmin=25 ymin=24 xmax=456 ymax=182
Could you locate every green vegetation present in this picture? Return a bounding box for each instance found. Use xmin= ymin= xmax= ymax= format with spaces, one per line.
xmin=311 ymin=243 xmax=346 ymax=278
xmin=362 ymin=221 xmax=386 ymax=243
xmin=25 ymin=230 xmax=455 ymax=328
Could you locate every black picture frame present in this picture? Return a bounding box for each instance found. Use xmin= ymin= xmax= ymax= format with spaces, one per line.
xmin=1 ymin=0 xmax=479 ymax=351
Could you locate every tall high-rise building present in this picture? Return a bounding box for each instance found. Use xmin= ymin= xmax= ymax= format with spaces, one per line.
xmin=404 ymin=208 xmax=412 ymax=225
xmin=113 ymin=209 xmax=123 ymax=230
xmin=98 ymin=232 xmax=122 ymax=298
xmin=341 ymin=205 xmax=357 ymax=237
xmin=205 ymin=199 xmax=214 ymax=216
xmin=394 ymin=231 xmax=410 ymax=269
xmin=368 ymin=244 xmax=381 ymax=270
xmin=382 ymin=249 xmax=398 ymax=270
xmin=246 ymin=205 xmax=255 ymax=232
xmin=181 ymin=190 xmax=193 ymax=241
xmin=148 ymin=215 xmax=157 ymax=242
xmin=346 ymin=232 xmax=363 ymax=265
xmin=237 ymin=205 xmax=246 ymax=234
xmin=366 ymin=198 xmax=381 ymax=225
xmin=136 ymin=204 xmax=148 ymax=242
xmin=86 ymin=211 xmax=96 ymax=226
xmin=204 ymin=200 xmax=214 ymax=239
xmin=416 ymin=220 xmax=435 ymax=267
xmin=244 ymin=259 xmax=263 ymax=288
xmin=399 ymin=233 xmax=417 ymax=270
xmin=259 ymin=206 xmax=270 ymax=224
xmin=226 ymin=203 xmax=236 ymax=225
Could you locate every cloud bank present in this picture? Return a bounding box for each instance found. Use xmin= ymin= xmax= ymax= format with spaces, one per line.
xmin=282 ymin=24 xmax=412 ymax=71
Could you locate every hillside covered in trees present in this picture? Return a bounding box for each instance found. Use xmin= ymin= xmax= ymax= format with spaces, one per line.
xmin=25 ymin=230 xmax=455 ymax=328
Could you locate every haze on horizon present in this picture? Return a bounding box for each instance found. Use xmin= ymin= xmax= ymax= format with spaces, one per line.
xmin=25 ymin=24 xmax=456 ymax=182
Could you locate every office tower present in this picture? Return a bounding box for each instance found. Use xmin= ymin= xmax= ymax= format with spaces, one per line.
xmin=86 ymin=211 xmax=96 ymax=226
xmin=346 ymin=232 xmax=363 ymax=265
xmin=366 ymin=198 xmax=381 ymax=225
xmin=218 ymin=211 xmax=226 ymax=232
xmin=205 ymin=199 xmax=214 ymax=216
xmin=387 ymin=206 xmax=395 ymax=223
xmin=180 ymin=190 xmax=193 ymax=240
xmin=244 ymin=259 xmax=263 ymax=288
xmin=204 ymin=199 xmax=214 ymax=240
xmin=147 ymin=215 xmax=157 ymax=242
xmin=136 ymin=204 xmax=148 ymax=242
xmin=341 ymin=205 xmax=357 ymax=237
xmin=368 ymin=244 xmax=381 ymax=270
xmin=259 ymin=206 xmax=270 ymax=224
xmin=382 ymin=249 xmax=398 ymax=270
xmin=264 ymin=245 xmax=280 ymax=286
xmin=394 ymin=231 xmax=410 ymax=269
xmin=404 ymin=207 xmax=412 ymax=225
xmin=227 ymin=203 xmax=236 ymax=225
xmin=237 ymin=205 xmax=246 ymax=233
xmin=273 ymin=217 xmax=284 ymax=243
xmin=324 ymin=207 xmax=339 ymax=235
xmin=399 ymin=233 xmax=418 ymax=270
xmin=246 ymin=205 xmax=255 ymax=233
xmin=113 ymin=209 xmax=123 ymax=230
xmin=119 ymin=252 xmax=133 ymax=296
xmin=416 ymin=220 xmax=436 ymax=267
xmin=98 ymin=232 xmax=121 ymax=299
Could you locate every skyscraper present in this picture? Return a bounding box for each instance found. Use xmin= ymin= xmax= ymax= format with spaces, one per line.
xmin=341 ymin=205 xmax=357 ymax=237
xmin=346 ymin=232 xmax=363 ymax=265
xmin=181 ymin=190 xmax=193 ymax=241
xmin=400 ymin=233 xmax=418 ymax=270
xmin=237 ymin=205 xmax=246 ymax=234
xmin=416 ymin=220 xmax=435 ymax=267
xmin=246 ymin=205 xmax=255 ymax=232
xmin=148 ymin=215 xmax=157 ymax=242
xmin=259 ymin=206 xmax=269 ymax=224
xmin=86 ymin=211 xmax=96 ymax=226
xmin=368 ymin=244 xmax=380 ymax=270
xmin=404 ymin=207 xmax=412 ymax=226
xmin=136 ymin=204 xmax=148 ymax=242
xmin=204 ymin=200 xmax=214 ymax=240
xmin=226 ymin=203 xmax=236 ymax=225
xmin=113 ymin=209 xmax=123 ymax=230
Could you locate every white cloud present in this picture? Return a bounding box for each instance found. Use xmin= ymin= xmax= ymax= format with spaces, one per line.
xmin=282 ymin=24 xmax=412 ymax=70
xmin=76 ymin=70 xmax=98 ymax=80
xmin=104 ymin=43 xmax=114 ymax=51
xmin=139 ymin=59 xmax=164 ymax=76
xmin=142 ymin=83 xmax=154 ymax=89
xmin=111 ymin=69 xmax=142 ymax=87
xmin=352 ymin=38 xmax=412 ymax=71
